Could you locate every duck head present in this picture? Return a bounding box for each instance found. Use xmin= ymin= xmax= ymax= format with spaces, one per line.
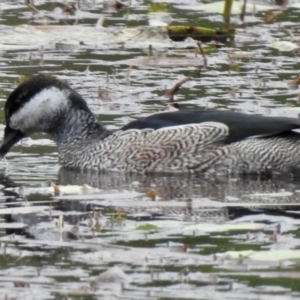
xmin=0 ymin=74 xmax=92 ymax=157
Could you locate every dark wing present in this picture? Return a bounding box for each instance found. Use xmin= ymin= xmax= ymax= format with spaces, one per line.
xmin=121 ymin=110 xmax=300 ymax=144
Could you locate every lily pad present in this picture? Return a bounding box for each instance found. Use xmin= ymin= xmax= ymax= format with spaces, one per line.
xmin=217 ymin=250 xmax=300 ymax=261
xmin=183 ymin=222 xmax=262 ymax=234
xmin=270 ymin=41 xmax=298 ymax=52
xmin=136 ymin=224 xmax=159 ymax=230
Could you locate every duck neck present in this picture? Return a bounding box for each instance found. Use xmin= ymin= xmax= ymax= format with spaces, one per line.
xmin=49 ymin=108 xmax=111 ymax=145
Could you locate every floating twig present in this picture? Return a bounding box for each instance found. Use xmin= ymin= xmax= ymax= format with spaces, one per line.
xmin=165 ymin=77 xmax=190 ymax=110
xmin=27 ymin=3 xmax=39 ymax=13
xmin=240 ymin=0 xmax=247 ymax=23
xmin=197 ymin=42 xmax=207 ymax=67
xmin=148 ymin=44 xmax=153 ymax=57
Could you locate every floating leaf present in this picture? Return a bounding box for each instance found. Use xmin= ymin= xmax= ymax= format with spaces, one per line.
xmin=13 ymin=281 xmax=30 ymax=288
xmin=263 ymin=10 xmax=283 ymax=23
xmin=291 ymin=74 xmax=300 ymax=85
xmin=167 ymin=25 xmax=234 ymax=43
xmin=217 ymin=250 xmax=300 ymax=261
xmin=16 ymin=75 xmax=26 ymax=84
xmin=6 ymin=184 xmax=101 ymax=197
xmin=270 ymin=41 xmax=298 ymax=51
xmin=68 ymin=285 xmax=91 ymax=296
xmin=92 ymin=266 xmax=131 ymax=285
xmin=183 ymin=222 xmax=262 ymax=234
xmin=148 ymin=3 xmax=168 ymax=13
xmin=146 ymin=189 xmax=157 ymax=200
xmin=136 ymin=224 xmax=158 ymax=231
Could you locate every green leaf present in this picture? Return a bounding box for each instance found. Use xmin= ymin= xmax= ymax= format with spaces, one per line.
xmin=136 ymin=224 xmax=158 ymax=230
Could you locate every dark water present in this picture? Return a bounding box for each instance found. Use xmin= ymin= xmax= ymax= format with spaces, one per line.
xmin=1 ymin=1 xmax=300 ymax=299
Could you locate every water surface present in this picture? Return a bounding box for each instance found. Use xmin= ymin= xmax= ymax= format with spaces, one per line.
xmin=1 ymin=1 xmax=300 ymax=299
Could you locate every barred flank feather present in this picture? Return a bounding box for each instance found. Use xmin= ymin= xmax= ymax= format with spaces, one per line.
xmin=60 ymin=122 xmax=230 ymax=173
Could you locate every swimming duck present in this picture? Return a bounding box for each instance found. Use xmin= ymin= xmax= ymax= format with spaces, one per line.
xmin=2 ymin=74 xmax=300 ymax=175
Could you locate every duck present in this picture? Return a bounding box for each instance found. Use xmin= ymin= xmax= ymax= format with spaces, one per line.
xmin=2 ymin=74 xmax=300 ymax=176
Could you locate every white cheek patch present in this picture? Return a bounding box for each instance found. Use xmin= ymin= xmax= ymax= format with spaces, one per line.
xmin=10 ymin=87 xmax=70 ymax=131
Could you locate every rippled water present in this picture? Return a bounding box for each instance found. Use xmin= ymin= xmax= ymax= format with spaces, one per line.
xmin=1 ymin=0 xmax=300 ymax=299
